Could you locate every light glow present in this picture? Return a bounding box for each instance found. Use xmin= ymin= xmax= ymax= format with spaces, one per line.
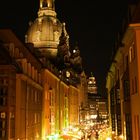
xmin=106 ymin=137 xmax=112 ymax=140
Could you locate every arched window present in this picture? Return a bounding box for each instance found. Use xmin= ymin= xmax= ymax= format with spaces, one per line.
xmin=42 ymin=0 xmax=48 ymax=8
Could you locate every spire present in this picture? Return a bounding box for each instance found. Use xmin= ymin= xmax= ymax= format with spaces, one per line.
xmin=59 ymin=23 xmax=68 ymax=46
xmin=38 ymin=0 xmax=56 ymax=17
xmin=56 ymin=23 xmax=71 ymax=69
xmin=91 ymin=72 xmax=94 ymax=77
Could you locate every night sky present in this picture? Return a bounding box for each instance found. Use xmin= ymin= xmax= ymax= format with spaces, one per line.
xmin=0 ymin=0 xmax=128 ymax=93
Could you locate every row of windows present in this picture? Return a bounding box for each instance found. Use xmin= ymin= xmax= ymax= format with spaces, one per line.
xmin=0 ymin=79 xmax=8 ymax=85
xmin=4 ymin=43 xmax=41 ymax=85
xmin=0 ymin=116 xmax=14 ymax=138
xmin=125 ymin=114 xmax=132 ymax=140
xmin=18 ymin=59 xmax=41 ymax=84
xmin=50 ymin=91 xmax=55 ymax=106
xmin=26 ymin=86 xmax=42 ymax=104
xmin=117 ymin=114 xmax=122 ymax=135
xmin=0 ymin=78 xmax=9 ymax=106
xmin=111 ymin=114 xmax=116 ymax=131
xmin=0 ymin=111 xmax=7 ymax=139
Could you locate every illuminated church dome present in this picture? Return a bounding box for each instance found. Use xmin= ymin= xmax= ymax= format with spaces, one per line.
xmin=25 ymin=0 xmax=66 ymax=58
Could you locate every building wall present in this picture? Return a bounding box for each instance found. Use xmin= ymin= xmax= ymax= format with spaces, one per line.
xmin=130 ymin=24 xmax=140 ymax=140
xmin=69 ymin=85 xmax=79 ymax=126
xmin=59 ymin=81 xmax=69 ymax=132
xmin=0 ymin=65 xmax=16 ymax=140
xmin=106 ymin=23 xmax=140 ymax=140
xmin=41 ymin=69 xmax=70 ymax=137
xmin=41 ymin=69 xmax=59 ymax=137
xmin=16 ymin=74 xmax=43 ymax=140
xmin=0 ymin=29 xmax=85 ymax=140
xmin=0 ymin=30 xmax=43 ymax=140
xmin=77 ymin=72 xmax=88 ymax=123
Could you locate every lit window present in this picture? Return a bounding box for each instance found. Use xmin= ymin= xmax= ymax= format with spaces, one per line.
xmin=0 ymin=120 xmax=6 ymax=129
xmin=129 ymin=47 xmax=133 ymax=62
xmin=1 ymin=112 xmax=6 ymax=119
xmin=0 ymin=130 xmax=6 ymax=138
xmin=10 ymin=112 xmax=15 ymax=119
xmin=35 ymin=113 xmax=37 ymax=124
xmin=129 ymin=42 xmax=135 ymax=63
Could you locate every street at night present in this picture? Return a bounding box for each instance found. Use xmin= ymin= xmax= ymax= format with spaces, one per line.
xmin=0 ymin=0 xmax=140 ymax=140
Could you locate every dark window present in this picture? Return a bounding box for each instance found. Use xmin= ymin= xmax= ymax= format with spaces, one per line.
xmin=0 ymin=87 xmax=8 ymax=95
xmin=0 ymin=97 xmax=7 ymax=106
xmin=42 ymin=0 xmax=48 ymax=7
xmin=117 ymin=114 xmax=122 ymax=135
xmin=125 ymin=113 xmax=132 ymax=140
xmin=132 ymin=78 xmax=134 ymax=94
xmin=123 ymin=80 xmax=130 ymax=101
xmin=135 ymin=76 xmax=137 ymax=93
xmin=111 ymin=114 xmax=116 ymax=131
xmin=0 ymin=130 xmax=6 ymax=138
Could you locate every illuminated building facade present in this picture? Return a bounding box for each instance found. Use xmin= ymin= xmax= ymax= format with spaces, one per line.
xmin=106 ymin=1 xmax=140 ymax=139
xmin=68 ymin=86 xmax=79 ymax=126
xmin=0 ymin=0 xmax=87 ymax=139
xmin=79 ymin=74 xmax=108 ymax=125
xmin=87 ymin=75 xmax=97 ymax=94
xmin=87 ymin=75 xmax=108 ymax=123
xmin=0 ymin=27 xmax=85 ymax=140
xmin=0 ymin=30 xmax=43 ymax=140
xmin=78 ymin=71 xmax=88 ymax=123
xmin=87 ymin=94 xmax=108 ymax=123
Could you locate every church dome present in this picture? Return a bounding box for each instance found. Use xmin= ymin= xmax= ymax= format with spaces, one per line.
xmin=25 ymin=0 xmax=63 ymax=58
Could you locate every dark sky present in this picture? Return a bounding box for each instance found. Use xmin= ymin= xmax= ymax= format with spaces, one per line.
xmin=0 ymin=0 xmax=128 ymax=93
